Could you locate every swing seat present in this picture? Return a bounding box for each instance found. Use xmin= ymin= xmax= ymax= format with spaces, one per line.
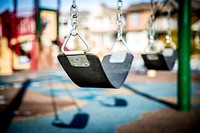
xmin=142 ymin=49 xmax=177 ymax=70
xmin=57 ymin=53 xmax=133 ymax=88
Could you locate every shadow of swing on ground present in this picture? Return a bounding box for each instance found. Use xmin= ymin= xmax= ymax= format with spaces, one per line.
xmin=52 ymin=112 xmax=89 ymax=129
xmin=49 ymin=85 xmax=89 ymax=129
xmin=0 ymin=80 xmax=32 ymax=133
xmin=99 ymin=97 xmax=128 ymax=107
xmin=123 ymin=84 xmax=178 ymax=110
xmin=82 ymin=88 xmax=128 ymax=107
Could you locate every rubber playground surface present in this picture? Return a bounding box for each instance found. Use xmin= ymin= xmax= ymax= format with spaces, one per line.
xmin=0 ymin=69 xmax=200 ymax=133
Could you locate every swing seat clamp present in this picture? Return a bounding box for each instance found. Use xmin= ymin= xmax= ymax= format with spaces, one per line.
xmin=67 ymin=54 xmax=90 ymax=67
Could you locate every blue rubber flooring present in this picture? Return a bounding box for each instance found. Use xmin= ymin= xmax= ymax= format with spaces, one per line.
xmin=1 ymin=71 xmax=200 ymax=133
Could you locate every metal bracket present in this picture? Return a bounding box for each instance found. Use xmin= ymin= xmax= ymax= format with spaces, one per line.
xmin=109 ymin=52 xmax=127 ymax=63
xmin=61 ymin=31 xmax=90 ymax=55
xmin=147 ymin=54 xmax=159 ymax=60
xmin=67 ymin=55 xmax=90 ymax=67
xmin=162 ymin=48 xmax=174 ymax=57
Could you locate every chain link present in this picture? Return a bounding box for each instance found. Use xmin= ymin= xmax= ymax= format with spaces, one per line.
xmin=70 ymin=0 xmax=79 ymax=32
xmin=166 ymin=2 xmax=176 ymax=49
xmin=61 ymin=0 xmax=90 ymax=54
xmin=150 ymin=0 xmax=155 ymax=38
xmin=72 ymin=0 xmax=76 ymax=8
xmin=166 ymin=2 xmax=172 ymax=44
xmin=147 ymin=0 xmax=156 ymax=47
xmin=117 ymin=0 xmax=123 ymax=41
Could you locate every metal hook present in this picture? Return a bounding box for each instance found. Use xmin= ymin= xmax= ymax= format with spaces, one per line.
xmin=61 ymin=30 xmax=90 ymax=55
xmin=112 ymin=0 xmax=130 ymax=54
xmin=165 ymin=2 xmax=176 ymax=50
xmin=61 ymin=0 xmax=90 ymax=55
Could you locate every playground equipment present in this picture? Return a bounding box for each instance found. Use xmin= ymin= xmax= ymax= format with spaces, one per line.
xmin=58 ymin=0 xmax=133 ymax=88
xmin=0 ymin=0 xmax=60 ymax=74
xmin=142 ymin=0 xmax=177 ymax=70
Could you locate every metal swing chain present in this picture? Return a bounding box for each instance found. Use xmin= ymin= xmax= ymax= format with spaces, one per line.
xmin=149 ymin=0 xmax=155 ymax=47
xmin=70 ymin=0 xmax=79 ymax=36
xmin=167 ymin=3 xmax=171 ymax=38
xmin=145 ymin=0 xmax=158 ymax=53
xmin=61 ymin=0 xmax=90 ymax=54
xmin=72 ymin=0 xmax=76 ymax=7
xmin=165 ymin=2 xmax=176 ymax=49
xmin=117 ymin=0 xmax=123 ymax=41
xmin=114 ymin=0 xmax=131 ymax=54
xmin=165 ymin=2 xmax=172 ymax=45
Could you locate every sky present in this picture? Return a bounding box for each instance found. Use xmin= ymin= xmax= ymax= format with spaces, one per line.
xmin=0 ymin=0 xmax=153 ymax=13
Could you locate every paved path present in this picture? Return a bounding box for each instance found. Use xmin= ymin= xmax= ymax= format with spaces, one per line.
xmin=0 ymin=69 xmax=200 ymax=133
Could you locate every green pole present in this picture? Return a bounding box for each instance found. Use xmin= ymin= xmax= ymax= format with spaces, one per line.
xmin=178 ymin=0 xmax=192 ymax=111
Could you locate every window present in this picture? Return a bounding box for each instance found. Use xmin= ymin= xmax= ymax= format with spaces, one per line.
xmin=131 ymin=13 xmax=139 ymax=25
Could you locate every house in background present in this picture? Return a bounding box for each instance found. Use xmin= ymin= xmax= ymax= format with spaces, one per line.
xmin=83 ymin=4 xmax=117 ymax=57
xmin=59 ymin=2 xmax=178 ymax=62
xmin=125 ymin=3 xmax=151 ymax=54
xmin=125 ymin=2 xmax=178 ymax=54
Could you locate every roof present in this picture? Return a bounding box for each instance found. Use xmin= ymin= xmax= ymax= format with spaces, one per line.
xmin=125 ymin=1 xmax=178 ymax=16
xmin=125 ymin=3 xmax=151 ymax=13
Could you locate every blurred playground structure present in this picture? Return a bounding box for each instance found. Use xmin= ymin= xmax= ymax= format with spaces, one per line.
xmin=0 ymin=0 xmax=200 ymax=75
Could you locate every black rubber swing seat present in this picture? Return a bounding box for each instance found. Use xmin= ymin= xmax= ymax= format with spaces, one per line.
xmin=142 ymin=50 xmax=177 ymax=70
xmin=57 ymin=53 xmax=133 ymax=88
